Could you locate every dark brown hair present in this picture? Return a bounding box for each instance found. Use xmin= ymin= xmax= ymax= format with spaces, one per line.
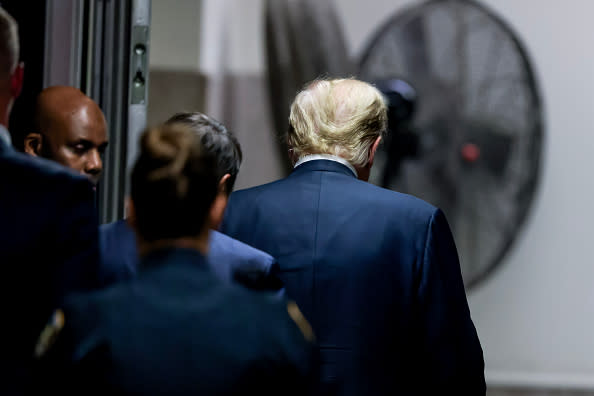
xmin=165 ymin=112 xmax=242 ymax=194
xmin=131 ymin=123 xmax=219 ymax=242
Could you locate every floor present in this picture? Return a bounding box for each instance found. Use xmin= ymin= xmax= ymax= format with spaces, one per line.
xmin=487 ymin=388 xmax=594 ymax=395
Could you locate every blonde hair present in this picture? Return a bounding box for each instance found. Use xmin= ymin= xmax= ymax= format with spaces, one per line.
xmin=287 ymin=78 xmax=388 ymax=167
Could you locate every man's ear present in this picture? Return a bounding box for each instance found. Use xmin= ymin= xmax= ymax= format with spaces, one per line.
xmin=208 ymin=174 xmax=231 ymax=230
xmin=288 ymin=148 xmax=298 ymax=164
xmin=24 ymin=132 xmax=42 ymax=156
xmin=208 ymin=194 xmax=228 ymax=231
xmin=368 ymin=136 xmax=382 ymax=167
xmin=10 ymin=62 xmax=24 ymax=98
xmin=218 ymin=174 xmax=231 ymax=195
xmin=356 ymin=136 xmax=383 ymax=182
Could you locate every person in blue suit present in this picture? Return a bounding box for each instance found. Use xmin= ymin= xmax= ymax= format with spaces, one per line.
xmin=34 ymin=123 xmax=316 ymax=394
xmin=0 ymin=7 xmax=99 ymax=392
xmin=100 ymin=112 xmax=282 ymax=292
xmin=222 ymin=78 xmax=485 ymax=395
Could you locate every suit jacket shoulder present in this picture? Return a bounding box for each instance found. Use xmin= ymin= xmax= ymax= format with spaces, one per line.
xmin=210 ymin=230 xmax=283 ymax=291
xmin=98 ymin=219 xmax=137 ymax=286
xmin=0 ymin=147 xmax=100 ymax=390
xmin=99 ymin=220 xmax=283 ymax=292
xmin=0 ymin=145 xmax=99 ymax=296
xmin=211 ymin=229 xmax=275 ymax=270
xmin=1 ymin=146 xmax=89 ymax=187
xmin=223 ymin=166 xmax=439 ymax=248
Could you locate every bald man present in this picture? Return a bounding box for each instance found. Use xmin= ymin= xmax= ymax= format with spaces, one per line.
xmin=24 ymin=86 xmax=108 ymax=185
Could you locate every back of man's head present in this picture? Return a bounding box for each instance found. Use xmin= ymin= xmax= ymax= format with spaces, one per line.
xmin=165 ymin=112 xmax=242 ymax=194
xmin=287 ymin=78 xmax=388 ymax=168
xmin=0 ymin=7 xmax=18 ymax=88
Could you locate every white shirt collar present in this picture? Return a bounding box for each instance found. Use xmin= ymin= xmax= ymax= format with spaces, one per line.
xmin=0 ymin=124 xmax=11 ymax=147
xmin=294 ymin=154 xmax=358 ymax=178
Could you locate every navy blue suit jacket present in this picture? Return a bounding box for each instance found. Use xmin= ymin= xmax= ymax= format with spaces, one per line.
xmin=99 ymin=219 xmax=283 ymax=292
xmin=0 ymin=139 xmax=99 ymax=391
xmin=222 ymin=159 xmax=485 ymax=395
xmin=37 ymin=248 xmax=315 ymax=395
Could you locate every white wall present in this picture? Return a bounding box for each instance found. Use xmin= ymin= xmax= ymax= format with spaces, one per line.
xmin=149 ymin=0 xmax=201 ymax=71
xmin=467 ymin=0 xmax=594 ymax=388
xmin=196 ymin=0 xmax=265 ymax=76
xmin=151 ymin=0 xmax=594 ymax=387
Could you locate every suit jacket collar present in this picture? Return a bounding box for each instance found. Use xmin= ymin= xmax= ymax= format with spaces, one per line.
xmin=294 ymin=154 xmax=358 ymax=177
xmin=291 ymin=159 xmax=357 ymax=179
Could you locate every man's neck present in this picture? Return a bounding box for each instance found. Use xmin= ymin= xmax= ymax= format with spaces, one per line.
xmin=294 ymin=154 xmax=359 ymax=178
xmin=355 ymin=163 xmax=372 ymax=182
xmin=137 ymin=233 xmax=210 ymax=257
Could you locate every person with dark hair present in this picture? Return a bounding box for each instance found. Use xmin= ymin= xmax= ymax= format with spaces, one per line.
xmin=24 ymin=86 xmax=108 ymax=186
xmin=99 ymin=112 xmax=282 ymax=292
xmin=222 ymin=78 xmax=485 ymax=395
xmin=36 ymin=123 xmax=316 ymax=395
xmin=167 ymin=111 xmax=242 ymax=195
xmin=0 ymin=6 xmax=100 ymax=392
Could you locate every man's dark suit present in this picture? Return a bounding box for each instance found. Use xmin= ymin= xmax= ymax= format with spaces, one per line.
xmin=99 ymin=219 xmax=283 ymax=292
xmin=222 ymin=159 xmax=485 ymax=395
xmin=0 ymin=138 xmax=99 ymax=390
xmin=39 ymin=248 xmax=315 ymax=395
